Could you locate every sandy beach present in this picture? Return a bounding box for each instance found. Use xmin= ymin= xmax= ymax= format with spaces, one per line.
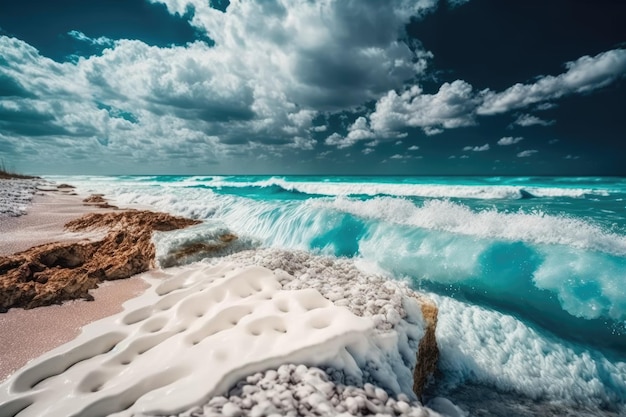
xmin=0 ymin=183 xmax=150 ymax=382
xmin=0 ymin=178 xmax=445 ymax=417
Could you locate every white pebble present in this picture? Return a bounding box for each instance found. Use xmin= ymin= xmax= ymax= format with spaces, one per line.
xmin=221 ymin=403 xmax=242 ymax=417
xmin=375 ymin=387 xmax=388 ymax=403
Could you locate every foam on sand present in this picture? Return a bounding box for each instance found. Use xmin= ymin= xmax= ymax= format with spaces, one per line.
xmin=0 ymin=259 xmax=432 ymax=417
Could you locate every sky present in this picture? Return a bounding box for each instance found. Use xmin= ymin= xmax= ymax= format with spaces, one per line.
xmin=0 ymin=0 xmax=625 ymax=176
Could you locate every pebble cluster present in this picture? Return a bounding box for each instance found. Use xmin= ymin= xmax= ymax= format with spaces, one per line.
xmin=223 ymin=248 xmax=423 ymax=332
xmin=148 ymin=249 xmax=439 ymax=417
xmin=0 ymin=179 xmax=40 ymax=216
xmin=154 ymin=364 xmax=434 ymax=417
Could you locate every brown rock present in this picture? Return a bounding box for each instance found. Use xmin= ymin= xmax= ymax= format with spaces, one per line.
xmin=0 ymin=210 xmax=200 ymax=311
xmin=82 ymin=194 xmax=118 ymax=209
xmin=412 ymin=296 xmax=439 ymax=400
xmin=160 ymin=233 xmax=239 ymax=268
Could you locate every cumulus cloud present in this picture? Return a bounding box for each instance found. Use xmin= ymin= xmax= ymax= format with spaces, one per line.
xmin=517 ymin=149 xmax=538 ymax=158
xmin=511 ymin=114 xmax=555 ymax=127
xmin=369 ymin=80 xmax=479 ymax=136
xmin=497 ymin=136 xmax=524 ymax=146
xmin=408 ymin=145 xmax=419 ymax=150
xmin=463 ymin=143 xmax=490 ymax=152
xmin=0 ymin=0 xmax=449 ymax=170
xmin=323 ymin=116 xmax=376 ymax=148
xmin=354 ymin=48 xmax=626 ymax=138
xmin=478 ymin=49 xmax=626 ymax=115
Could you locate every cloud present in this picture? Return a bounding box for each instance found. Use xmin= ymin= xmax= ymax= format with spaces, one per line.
xmin=408 ymin=145 xmax=419 ymax=150
xmin=324 ymin=116 xmax=376 ymax=148
xmin=0 ymin=0 xmax=449 ymax=171
xmin=369 ymin=80 xmax=479 ymax=136
xmin=350 ymin=48 xmax=626 ymax=138
xmin=152 ymin=0 xmax=437 ymax=110
xmin=497 ymin=136 xmax=523 ymax=146
xmin=511 ymin=114 xmax=555 ymax=127
xmin=478 ymin=49 xmax=626 ymax=115
xmin=67 ymin=30 xmax=115 ymax=47
xmin=517 ymin=149 xmax=538 ymax=158
xmin=463 ymin=143 xmax=490 ymax=152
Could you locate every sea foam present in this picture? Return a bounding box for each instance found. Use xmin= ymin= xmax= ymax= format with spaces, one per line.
xmin=0 ymin=251 xmax=434 ymax=417
xmin=0 ymin=179 xmax=41 ymax=217
xmin=434 ymin=295 xmax=626 ymax=413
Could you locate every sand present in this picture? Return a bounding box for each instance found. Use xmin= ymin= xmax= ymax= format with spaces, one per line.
xmin=0 ymin=188 xmax=106 ymax=256
xmin=0 ymin=186 xmax=149 ymax=382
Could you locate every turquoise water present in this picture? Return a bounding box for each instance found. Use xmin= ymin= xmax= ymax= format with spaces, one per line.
xmin=49 ymin=175 xmax=626 ymax=411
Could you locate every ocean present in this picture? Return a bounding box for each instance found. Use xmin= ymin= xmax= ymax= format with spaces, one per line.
xmin=48 ymin=175 xmax=626 ymax=415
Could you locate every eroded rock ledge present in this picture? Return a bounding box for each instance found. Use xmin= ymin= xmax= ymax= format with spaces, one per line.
xmin=0 ymin=210 xmax=200 ymax=311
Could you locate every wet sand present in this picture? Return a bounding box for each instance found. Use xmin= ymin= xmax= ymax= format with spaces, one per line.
xmin=0 ymin=186 xmax=149 ymax=382
xmin=0 ymin=188 xmax=106 ymax=256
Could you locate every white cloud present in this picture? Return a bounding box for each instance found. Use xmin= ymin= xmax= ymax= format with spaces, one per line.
xmin=423 ymin=126 xmax=444 ymax=136
xmin=564 ymin=154 xmax=580 ymax=160
xmin=362 ymin=148 xmax=374 ymax=155
xmin=535 ymin=102 xmax=556 ymax=111
xmin=497 ymin=136 xmax=524 ymax=146
xmin=67 ymin=30 xmax=114 ymax=47
xmin=0 ymin=0 xmax=448 ymax=171
xmin=408 ymin=145 xmax=419 ymax=150
xmin=460 ymin=155 xmax=469 ymax=159
xmin=323 ymin=116 xmax=376 ymax=148
xmin=463 ymin=143 xmax=490 ymax=152
xmin=517 ymin=149 xmax=538 ymax=158
xmin=478 ymin=49 xmax=626 ymax=115
xmin=369 ymin=81 xmax=479 ymax=136
xmin=512 ymin=114 xmax=555 ymax=127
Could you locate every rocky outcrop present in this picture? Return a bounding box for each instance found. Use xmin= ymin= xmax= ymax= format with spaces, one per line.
xmin=83 ymin=194 xmax=118 ymax=209
xmin=0 ymin=210 xmax=200 ymax=311
xmin=159 ymin=233 xmax=239 ymax=268
xmin=413 ymin=296 xmax=439 ymax=400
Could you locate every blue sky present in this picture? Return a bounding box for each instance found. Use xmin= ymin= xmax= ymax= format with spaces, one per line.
xmin=0 ymin=0 xmax=625 ymax=175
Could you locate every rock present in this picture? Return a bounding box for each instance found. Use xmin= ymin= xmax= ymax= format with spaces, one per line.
xmin=82 ymin=194 xmax=118 ymax=209
xmin=0 ymin=210 xmax=200 ymax=310
xmin=412 ymin=297 xmax=439 ymax=400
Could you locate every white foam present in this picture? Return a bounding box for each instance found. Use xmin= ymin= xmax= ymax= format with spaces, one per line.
xmin=152 ymin=222 xmax=259 ymax=267
xmin=48 ymin=177 xmax=626 ymax=257
xmin=0 ymin=257 xmax=432 ymax=417
xmin=200 ymin=177 xmax=611 ymax=199
xmin=433 ymin=294 xmax=626 ymax=410
xmin=0 ymin=179 xmax=41 ymax=217
xmin=319 ymin=197 xmax=626 ymax=256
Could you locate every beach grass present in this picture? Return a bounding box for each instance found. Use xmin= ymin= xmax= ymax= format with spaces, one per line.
xmin=0 ymin=160 xmax=35 ymax=180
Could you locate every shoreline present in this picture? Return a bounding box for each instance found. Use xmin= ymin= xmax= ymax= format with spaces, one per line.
xmin=0 ymin=183 xmax=154 ymax=381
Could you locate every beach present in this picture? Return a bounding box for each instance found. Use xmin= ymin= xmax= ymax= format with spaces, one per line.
xmin=0 ymin=178 xmax=444 ymax=417
xmin=0 ymin=183 xmax=151 ymax=382
xmin=1 ymin=175 xmax=625 ymax=417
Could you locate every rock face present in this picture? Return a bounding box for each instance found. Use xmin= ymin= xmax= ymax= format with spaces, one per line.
xmin=0 ymin=210 xmax=200 ymax=311
xmin=412 ymin=297 xmax=439 ymax=400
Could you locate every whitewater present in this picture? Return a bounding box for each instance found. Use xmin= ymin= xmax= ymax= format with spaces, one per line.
xmin=26 ymin=175 xmax=626 ymax=414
